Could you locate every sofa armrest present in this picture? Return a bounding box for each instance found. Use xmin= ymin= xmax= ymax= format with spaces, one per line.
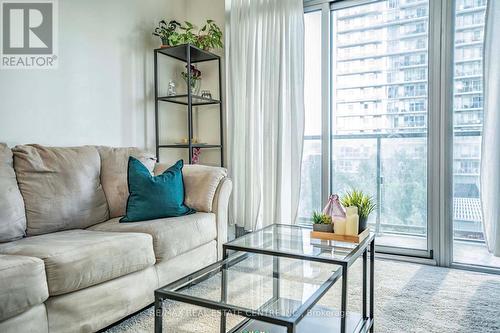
xmin=212 ymin=177 xmax=232 ymax=259
xmin=154 ymin=163 xmax=227 ymax=212
xmin=154 ymin=163 xmax=232 ymax=258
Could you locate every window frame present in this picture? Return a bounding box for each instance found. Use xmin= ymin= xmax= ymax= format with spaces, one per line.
xmin=301 ymin=0 xmax=491 ymax=269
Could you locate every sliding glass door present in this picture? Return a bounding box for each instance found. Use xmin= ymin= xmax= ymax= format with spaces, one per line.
xmin=300 ymin=0 xmax=431 ymax=255
xmin=451 ymin=0 xmax=500 ymax=268
xmin=330 ymin=0 xmax=430 ymax=252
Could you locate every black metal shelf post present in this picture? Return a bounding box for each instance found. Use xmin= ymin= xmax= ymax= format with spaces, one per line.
xmin=154 ymin=44 xmax=224 ymax=166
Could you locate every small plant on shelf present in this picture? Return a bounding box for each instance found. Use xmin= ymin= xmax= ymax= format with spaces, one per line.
xmin=196 ymin=20 xmax=223 ymax=51
xmin=152 ymin=20 xmax=181 ymax=47
xmin=312 ymin=211 xmax=333 ymax=233
xmin=178 ymin=21 xmax=199 ymax=45
xmin=153 ymin=19 xmax=223 ymax=51
xmin=340 ymin=189 xmax=376 ymax=232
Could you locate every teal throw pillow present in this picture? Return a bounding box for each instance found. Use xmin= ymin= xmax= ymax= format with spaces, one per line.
xmin=120 ymin=157 xmax=195 ymax=222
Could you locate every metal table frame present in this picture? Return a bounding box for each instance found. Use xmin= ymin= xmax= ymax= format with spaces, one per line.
xmin=222 ymin=224 xmax=375 ymax=333
xmin=154 ymin=224 xmax=375 ymax=333
xmin=154 ymin=252 xmax=343 ymax=333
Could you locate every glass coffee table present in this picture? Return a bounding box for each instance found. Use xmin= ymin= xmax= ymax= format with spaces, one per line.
xmin=155 ymin=224 xmax=375 ymax=333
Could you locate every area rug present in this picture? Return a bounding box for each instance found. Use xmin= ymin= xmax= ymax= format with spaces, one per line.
xmin=105 ymin=258 xmax=500 ymax=333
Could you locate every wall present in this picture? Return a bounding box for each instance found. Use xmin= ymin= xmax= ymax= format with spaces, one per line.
xmin=0 ymin=0 xmax=185 ymax=148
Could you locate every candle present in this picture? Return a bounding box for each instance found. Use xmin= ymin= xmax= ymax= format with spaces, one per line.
xmin=345 ymin=206 xmax=359 ymax=236
xmin=334 ymin=217 xmax=346 ymax=235
xmin=346 ymin=206 xmax=358 ymax=216
xmin=346 ymin=214 xmax=359 ymax=236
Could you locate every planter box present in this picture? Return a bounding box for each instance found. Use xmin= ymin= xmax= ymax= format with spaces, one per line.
xmin=313 ymin=223 xmax=333 ymax=233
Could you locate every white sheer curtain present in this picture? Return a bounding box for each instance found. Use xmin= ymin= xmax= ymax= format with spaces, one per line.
xmin=481 ymin=0 xmax=500 ymax=256
xmin=226 ymin=0 xmax=305 ymax=231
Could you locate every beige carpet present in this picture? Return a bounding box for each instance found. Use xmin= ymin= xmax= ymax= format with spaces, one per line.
xmin=105 ymin=258 xmax=500 ymax=333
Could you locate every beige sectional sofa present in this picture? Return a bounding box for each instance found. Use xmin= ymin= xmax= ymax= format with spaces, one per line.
xmin=0 ymin=143 xmax=232 ymax=333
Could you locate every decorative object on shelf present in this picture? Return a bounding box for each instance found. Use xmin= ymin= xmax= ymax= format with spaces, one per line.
xmin=312 ymin=211 xmax=333 ymax=232
xmin=181 ymin=64 xmax=202 ymax=95
xmin=167 ymin=80 xmax=177 ymax=96
xmin=345 ymin=206 xmax=360 ymax=236
xmin=341 ymin=189 xmax=376 ymax=232
xmin=180 ymin=137 xmax=201 ymax=144
xmin=323 ymin=194 xmax=346 ymax=218
xmin=201 ymin=90 xmax=212 ymax=99
xmin=196 ymin=20 xmax=223 ymax=51
xmin=152 ymin=20 xmax=181 ymax=48
xmin=192 ymin=148 xmax=201 ymax=164
xmin=322 ymin=194 xmax=346 ymax=234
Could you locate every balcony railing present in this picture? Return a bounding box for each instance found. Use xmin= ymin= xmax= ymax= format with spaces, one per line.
xmin=299 ymin=130 xmax=483 ymax=241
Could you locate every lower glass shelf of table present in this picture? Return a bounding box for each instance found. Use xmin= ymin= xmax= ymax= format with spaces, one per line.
xmin=229 ymin=299 xmax=368 ymax=333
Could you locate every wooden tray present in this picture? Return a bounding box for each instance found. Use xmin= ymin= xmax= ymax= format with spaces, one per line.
xmin=310 ymin=227 xmax=370 ymax=243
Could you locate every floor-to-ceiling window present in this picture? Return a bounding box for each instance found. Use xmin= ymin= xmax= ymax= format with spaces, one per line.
xmin=301 ymin=0 xmax=499 ymax=270
xmin=301 ymin=0 xmax=431 ymax=255
xmin=299 ymin=10 xmax=323 ymax=222
xmin=330 ymin=0 xmax=429 ymax=252
xmin=451 ymin=0 xmax=500 ymax=268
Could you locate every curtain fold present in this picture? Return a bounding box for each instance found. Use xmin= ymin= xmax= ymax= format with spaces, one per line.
xmin=227 ymin=0 xmax=305 ymax=231
xmin=481 ymin=0 xmax=500 ymax=256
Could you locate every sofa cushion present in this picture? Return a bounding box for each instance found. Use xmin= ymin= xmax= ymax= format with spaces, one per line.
xmin=0 ymin=144 xmax=26 ymax=242
xmin=154 ymin=163 xmax=227 ymax=213
xmin=0 ymin=230 xmax=155 ymax=296
xmin=0 ymin=304 xmax=48 ymax=333
xmin=0 ymin=254 xmax=49 ymax=321
xmin=12 ymin=145 xmax=109 ymax=236
xmin=88 ymin=212 xmax=217 ymax=263
xmin=97 ymin=146 xmax=156 ymax=218
xmin=121 ymin=158 xmax=195 ymax=222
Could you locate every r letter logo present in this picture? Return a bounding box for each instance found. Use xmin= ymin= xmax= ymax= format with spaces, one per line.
xmin=1 ymin=0 xmax=58 ymax=69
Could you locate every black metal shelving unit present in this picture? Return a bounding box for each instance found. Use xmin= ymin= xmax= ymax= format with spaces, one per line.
xmin=154 ymin=44 xmax=223 ymax=166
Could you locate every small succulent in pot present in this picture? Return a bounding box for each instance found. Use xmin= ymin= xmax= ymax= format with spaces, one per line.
xmin=340 ymin=189 xmax=376 ymax=232
xmin=312 ymin=211 xmax=333 ymax=233
xmin=153 ymin=20 xmax=181 ymax=47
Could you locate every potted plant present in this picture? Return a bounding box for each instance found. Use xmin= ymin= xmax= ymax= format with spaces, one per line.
xmin=196 ymin=19 xmax=223 ymax=51
xmin=178 ymin=21 xmax=198 ymax=45
xmin=340 ymin=189 xmax=376 ymax=232
xmin=152 ymin=20 xmax=181 ymax=48
xmin=312 ymin=211 xmax=333 ymax=232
